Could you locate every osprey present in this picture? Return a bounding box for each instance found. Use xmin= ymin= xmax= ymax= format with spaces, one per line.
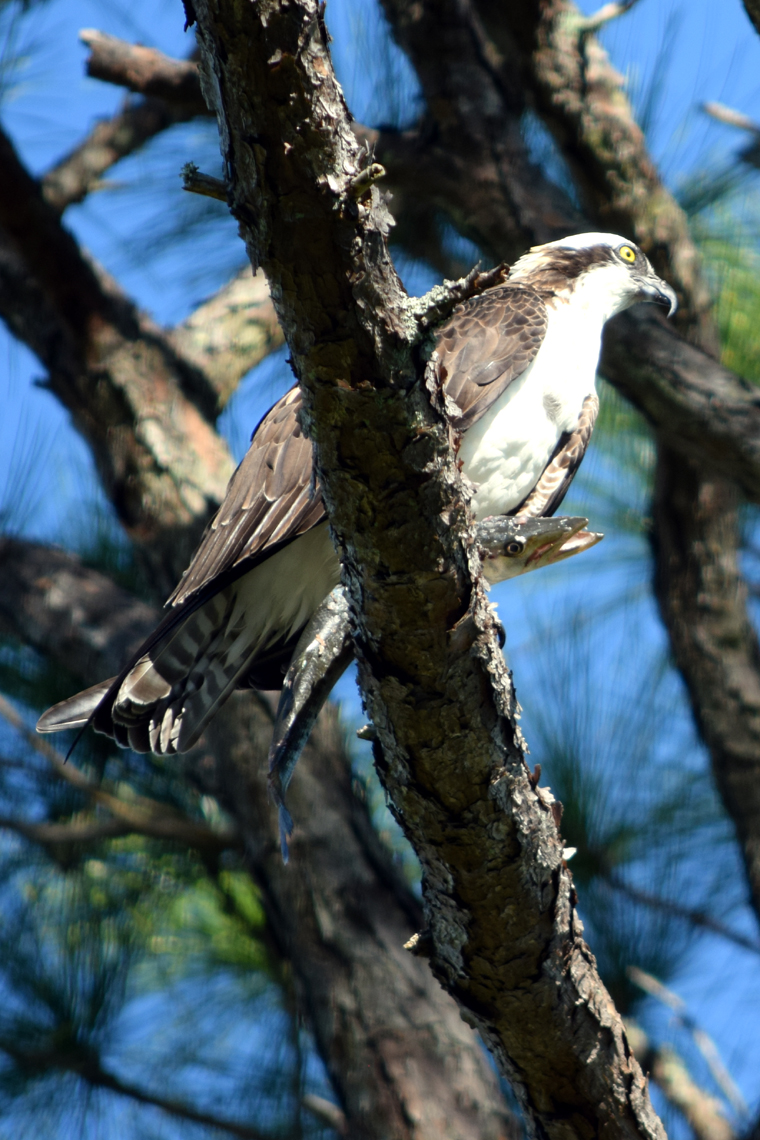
xmin=38 ymin=233 xmax=676 ymax=754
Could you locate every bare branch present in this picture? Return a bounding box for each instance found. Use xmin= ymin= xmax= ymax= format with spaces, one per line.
xmin=628 ymin=968 xmax=747 ymax=1120
xmin=625 ymin=1022 xmax=735 ymax=1140
xmin=181 ymin=161 xmax=227 ymax=201
xmin=169 ymin=267 xmax=284 ymax=409
xmin=80 ymin=29 xmax=206 ymax=111
xmin=0 ymin=692 xmax=238 ymax=852
xmin=42 ymin=97 xmax=201 ymax=214
xmin=702 ymin=101 xmax=760 ymax=134
xmin=599 ymin=310 xmax=760 ymax=503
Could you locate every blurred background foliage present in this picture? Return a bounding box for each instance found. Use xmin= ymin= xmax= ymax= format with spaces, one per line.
xmin=0 ymin=0 xmax=760 ymax=1136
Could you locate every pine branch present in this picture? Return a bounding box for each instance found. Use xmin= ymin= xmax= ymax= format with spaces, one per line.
xmin=2 ymin=1040 xmax=272 ymax=1140
xmin=625 ymin=1022 xmax=735 ymax=1140
xmin=190 ymin=2 xmax=668 ymax=1137
xmin=0 ymin=126 xmax=234 ymax=593
xmin=607 ymin=874 xmax=760 ymax=957
xmin=0 ymin=692 xmax=238 ymax=852
xmin=80 ymin=29 xmax=206 ymax=110
xmin=42 ymin=97 xmax=201 ymax=213
xmin=169 ymin=267 xmax=284 ymax=410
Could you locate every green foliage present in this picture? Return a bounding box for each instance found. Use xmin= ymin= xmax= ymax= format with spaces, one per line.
xmin=700 ymin=232 xmax=760 ymax=381
xmin=518 ymin=617 xmax=740 ymax=1015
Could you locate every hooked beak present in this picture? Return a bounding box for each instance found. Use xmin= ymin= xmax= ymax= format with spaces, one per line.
xmin=636 ymin=275 xmax=678 ymax=318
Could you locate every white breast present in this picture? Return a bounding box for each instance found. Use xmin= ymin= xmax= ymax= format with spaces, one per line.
xmin=458 ymin=300 xmax=605 ymax=519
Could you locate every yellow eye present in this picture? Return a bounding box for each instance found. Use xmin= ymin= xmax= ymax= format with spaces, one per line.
xmin=618 ymin=245 xmax=637 ymax=263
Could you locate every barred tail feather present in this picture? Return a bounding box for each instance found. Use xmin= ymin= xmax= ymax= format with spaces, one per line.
xmin=36 ymin=525 xmax=341 ymax=756
xmin=110 ymin=585 xmax=261 ymax=754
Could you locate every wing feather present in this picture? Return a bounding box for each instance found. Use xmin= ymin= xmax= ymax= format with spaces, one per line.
xmin=168 ymin=386 xmax=323 ymax=607
xmin=513 ymin=394 xmax=599 ymax=519
xmin=437 ymin=285 xmax=548 ymax=430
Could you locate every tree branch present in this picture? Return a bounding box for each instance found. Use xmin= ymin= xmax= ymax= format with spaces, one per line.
xmin=625 ymin=1022 xmax=735 ymax=1140
xmin=0 ymin=537 xmax=517 ymax=1140
xmin=80 ymin=29 xmax=206 ymax=111
xmin=191 ymin=2 xmax=666 ymax=1137
xmin=628 ymin=968 xmax=747 ymax=1120
xmin=0 ymin=128 xmax=234 ymax=593
xmin=652 ymin=455 xmax=760 ymax=923
xmin=3 ymin=1040 xmax=271 ymax=1140
xmin=169 ymin=268 xmax=284 ymax=410
xmin=0 ymin=691 xmax=238 ymax=852
xmin=0 ymin=536 xmax=156 ymax=679
xmin=42 ymin=96 xmax=201 ymax=213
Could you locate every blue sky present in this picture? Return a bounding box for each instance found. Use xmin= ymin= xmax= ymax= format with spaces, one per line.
xmin=1 ymin=0 xmax=760 ymax=1133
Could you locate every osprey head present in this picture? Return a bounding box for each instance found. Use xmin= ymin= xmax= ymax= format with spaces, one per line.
xmin=509 ymin=232 xmax=678 ymax=320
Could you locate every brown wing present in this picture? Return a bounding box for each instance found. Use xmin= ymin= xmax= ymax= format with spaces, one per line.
xmin=169 ymin=385 xmax=324 ymax=607
xmin=513 ymin=394 xmax=599 ymax=519
xmin=436 ymin=285 xmax=548 ymax=430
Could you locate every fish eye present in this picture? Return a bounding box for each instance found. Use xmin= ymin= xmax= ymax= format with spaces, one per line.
xmin=618 ymin=244 xmax=637 ymax=264
xmin=504 ymin=539 xmax=525 ymax=556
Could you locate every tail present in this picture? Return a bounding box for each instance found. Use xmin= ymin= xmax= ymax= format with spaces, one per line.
xmin=36 ymin=583 xmax=276 ymax=755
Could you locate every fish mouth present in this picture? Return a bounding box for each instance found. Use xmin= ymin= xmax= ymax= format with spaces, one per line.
xmin=526 ymin=524 xmax=604 ymax=566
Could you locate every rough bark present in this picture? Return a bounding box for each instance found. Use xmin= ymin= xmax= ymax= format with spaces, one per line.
xmin=0 ymin=538 xmax=516 ymax=1140
xmin=652 ymin=455 xmax=760 ymax=919
xmin=0 ymin=128 xmax=234 ymax=594
xmin=192 ymin=2 xmax=666 ymax=1137
xmin=169 ymin=267 xmax=284 ymax=410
